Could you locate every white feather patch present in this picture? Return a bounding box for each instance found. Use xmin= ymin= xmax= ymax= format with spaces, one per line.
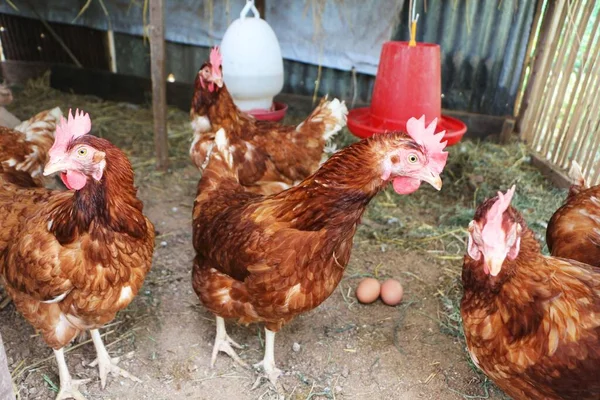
xmin=191 ymin=115 xmax=211 ymax=133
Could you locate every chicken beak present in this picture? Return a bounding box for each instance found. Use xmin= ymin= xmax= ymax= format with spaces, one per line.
xmin=213 ymin=76 xmax=223 ymax=88
xmin=43 ymin=159 xmax=68 ymax=176
xmin=418 ymin=169 xmax=443 ymax=191
xmin=484 ymin=257 xmax=504 ymax=277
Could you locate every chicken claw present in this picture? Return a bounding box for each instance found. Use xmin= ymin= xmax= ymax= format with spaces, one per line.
xmin=252 ymin=360 xmax=282 ymax=388
xmin=89 ymin=329 xmax=141 ymax=389
xmin=211 ymin=316 xmax=248 ymax=368
xmin=55 ymin=379 xmax=90 ymax=400
xmin=54 ymin=348 xmax=90 ymax=400
xmin=251 ymin=328 xmax=282 ymax=387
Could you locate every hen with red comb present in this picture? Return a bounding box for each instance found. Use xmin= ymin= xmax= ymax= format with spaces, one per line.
xmin=462 ymin=185 xmax=600 ymax=400
xmin=1 ymin=109 xmax=155 ymax=399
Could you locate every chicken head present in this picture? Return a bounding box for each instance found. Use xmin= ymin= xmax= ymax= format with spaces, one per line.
xmin=467 ymin=185 xmax=522 ymax=276
xmin=379 ymin=115 xmax=448 ymax=194
xmin=43 ymin=109 xmax=106 ymax=190
xmin=197 ymin=46 xmax=223 ymax=92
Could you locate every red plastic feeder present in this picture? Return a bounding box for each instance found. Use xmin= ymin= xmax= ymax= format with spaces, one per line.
xmin=347 ymin=41 xmax=466 ymax=146
xmin=246 ymin=101 xmax=288 ymax=122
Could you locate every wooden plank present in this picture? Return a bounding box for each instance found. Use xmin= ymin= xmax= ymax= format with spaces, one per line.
xmin=149 ymin=0 xmax=169 ymax=170
xmin=499 ymin=118 xmax=516 ymax=144
xmin=50 ymin=64 xmax=193 ymax=109
xmin=0 ymin=333 xmax=15 ymax=400
xmin=521 ymin=0 xmax=567 ymax=144
xmin=106 ymin=30 xmax=117 ymax=73
xmin=530 ymin=152 xmax=572 ymax=189
xmin=0 ymin=60 xmax=52 ymax=84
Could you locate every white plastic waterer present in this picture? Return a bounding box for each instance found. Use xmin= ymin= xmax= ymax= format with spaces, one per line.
xmin=220 ymin=0 xmax=284 ymax=112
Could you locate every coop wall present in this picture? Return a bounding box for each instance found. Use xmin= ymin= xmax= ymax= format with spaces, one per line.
xmin=0 ymin=0 xmax=536 ymax=117
xmin=520 ymin=0 xmax=600 ymax=187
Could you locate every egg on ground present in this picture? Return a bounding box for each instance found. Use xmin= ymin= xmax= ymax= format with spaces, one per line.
xmin=380 ymin=279 xmax=403 ymax=306
xmin=356 ymin=278 xmax=381 ymax=304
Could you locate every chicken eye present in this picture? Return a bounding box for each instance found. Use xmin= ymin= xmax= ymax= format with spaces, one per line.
xmin=77 ymin=147 xmax=87 ymax=157
xmin=407 ymin=154 xmax=418 ymax=163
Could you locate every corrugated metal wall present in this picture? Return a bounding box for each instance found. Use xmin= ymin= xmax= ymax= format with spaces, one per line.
xmin=393 ymin=0 xmax=537 ymax=116
xmin=0 ymin=13 xmax=109 ymax=70
xmin=0 ymin=0 xmax=537 ymax=117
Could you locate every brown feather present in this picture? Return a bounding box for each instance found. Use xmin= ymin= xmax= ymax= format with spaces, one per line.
xmin=462 ymin=202 xmax=600 ymax=400
xmin=546 ymin=184 xmax=600 ymax=267
xmin=189 ymin=69 xmax=345 ymax=195
xmin=0 ymin=135 xmax=154 ymax=350
xmin=192 ymin=132 xmax=420 ymax=333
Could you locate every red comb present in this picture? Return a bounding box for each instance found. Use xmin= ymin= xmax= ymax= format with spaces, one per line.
xmin=405 ymin=115 xmax=448 ymax=174
xmin=210 ymin=46 xmax=222 ymax=69
xmin=49 ymin=108 xmax=91 ymax=158
xmin=482 ymin=185 xmax=516 ymax=241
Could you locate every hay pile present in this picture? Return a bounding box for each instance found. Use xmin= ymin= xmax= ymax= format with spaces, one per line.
xmin=7 ymin=74 xmax=567 ymax=343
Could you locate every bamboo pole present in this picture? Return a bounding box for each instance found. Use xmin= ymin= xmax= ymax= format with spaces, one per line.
xmin=541 ymin=0 xmax=592 ymax=157
xmin=556 ymin=20 xmax=600 ymax=167
xmin=535 ymin=0 xmax=581 ymax=155
xmin=149 ymin=0 xmax=169 ymax=170
xmin=521 ymin=0 xmax=568 ymax=144
xmin=572 ymin=66 xmax=600 ymax=163
xmin=513 ymin=0 xmax=544 ymax=121
xmin=578 ymin=75 xmax=600 ymax=175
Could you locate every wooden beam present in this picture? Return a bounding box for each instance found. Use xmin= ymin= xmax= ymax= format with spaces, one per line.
xmin=530 ymin=153 xmax=571 ymax=189
xmin=149 ymin=0 xmax=169 ymax=170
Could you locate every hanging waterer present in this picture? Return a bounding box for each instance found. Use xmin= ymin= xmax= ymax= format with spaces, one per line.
xmin=220 ymin=0 xmax=286 ymax=120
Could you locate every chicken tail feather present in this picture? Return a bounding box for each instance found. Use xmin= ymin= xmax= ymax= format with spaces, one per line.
xmin=568 ymin=160 xmax=586 ymax=189
xmin=296 ymin=96 xmax=348 ymax=141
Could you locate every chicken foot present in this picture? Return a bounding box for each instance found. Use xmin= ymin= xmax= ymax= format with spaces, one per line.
xmin=252 ymin=328 xmax=282 ymax=387
xmin=211 ymin=316 xmax=248 ymax=368
xmin=54 ymin=348 xmax=90 ymax=400
xmin=88 ymin=329 xmax=141 ymax=389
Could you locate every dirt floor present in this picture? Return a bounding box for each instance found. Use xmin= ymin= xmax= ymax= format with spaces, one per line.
xmin=1 ymin=78 xmax=566 ymax=399
xmin=0 ymin=161 xmax=507 ymax=400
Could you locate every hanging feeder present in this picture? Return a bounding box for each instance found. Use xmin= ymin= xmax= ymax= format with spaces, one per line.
xmin=220 ymin=0 xmax=287 ymax=121
xmin=347 ymin=6 xmax=466 ymax=146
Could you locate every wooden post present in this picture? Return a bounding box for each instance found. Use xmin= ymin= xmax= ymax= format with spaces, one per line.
xmin=0 ymin=333 xmax=15 ymax=400
xmin=149 ymin=0 xmax=169 ymax=170
xmin=255 ymin=0 xmax=266 ymax=18
xmin=499 ymin=118 xmax=516 ymax=144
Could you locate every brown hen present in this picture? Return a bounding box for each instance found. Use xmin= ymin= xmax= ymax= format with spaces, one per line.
xmin=192 ymin=116 xmax=448 ymax=384
xmin=462 ymin=186 xmax=600 ymax=400
xmin=189 ymin=47 xmax=347 ymax=195
xmin=0 ymin=107 xmax=63 ymax=187
xmin=546 ymin=161 xmax=600 ymax=267
xmin=0 ymin=110 xmax=154 ymax=400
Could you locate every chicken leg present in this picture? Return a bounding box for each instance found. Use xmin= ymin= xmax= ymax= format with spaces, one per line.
xmin=89 ymin=329 xmax=141 ymax=389
xmin=54 ymin=348 xmax=89 ymax=400
xmin=253 ymin=328 xmax=282 ymax=385
xmin=210 ymin=316 xmax=248 ymax=368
